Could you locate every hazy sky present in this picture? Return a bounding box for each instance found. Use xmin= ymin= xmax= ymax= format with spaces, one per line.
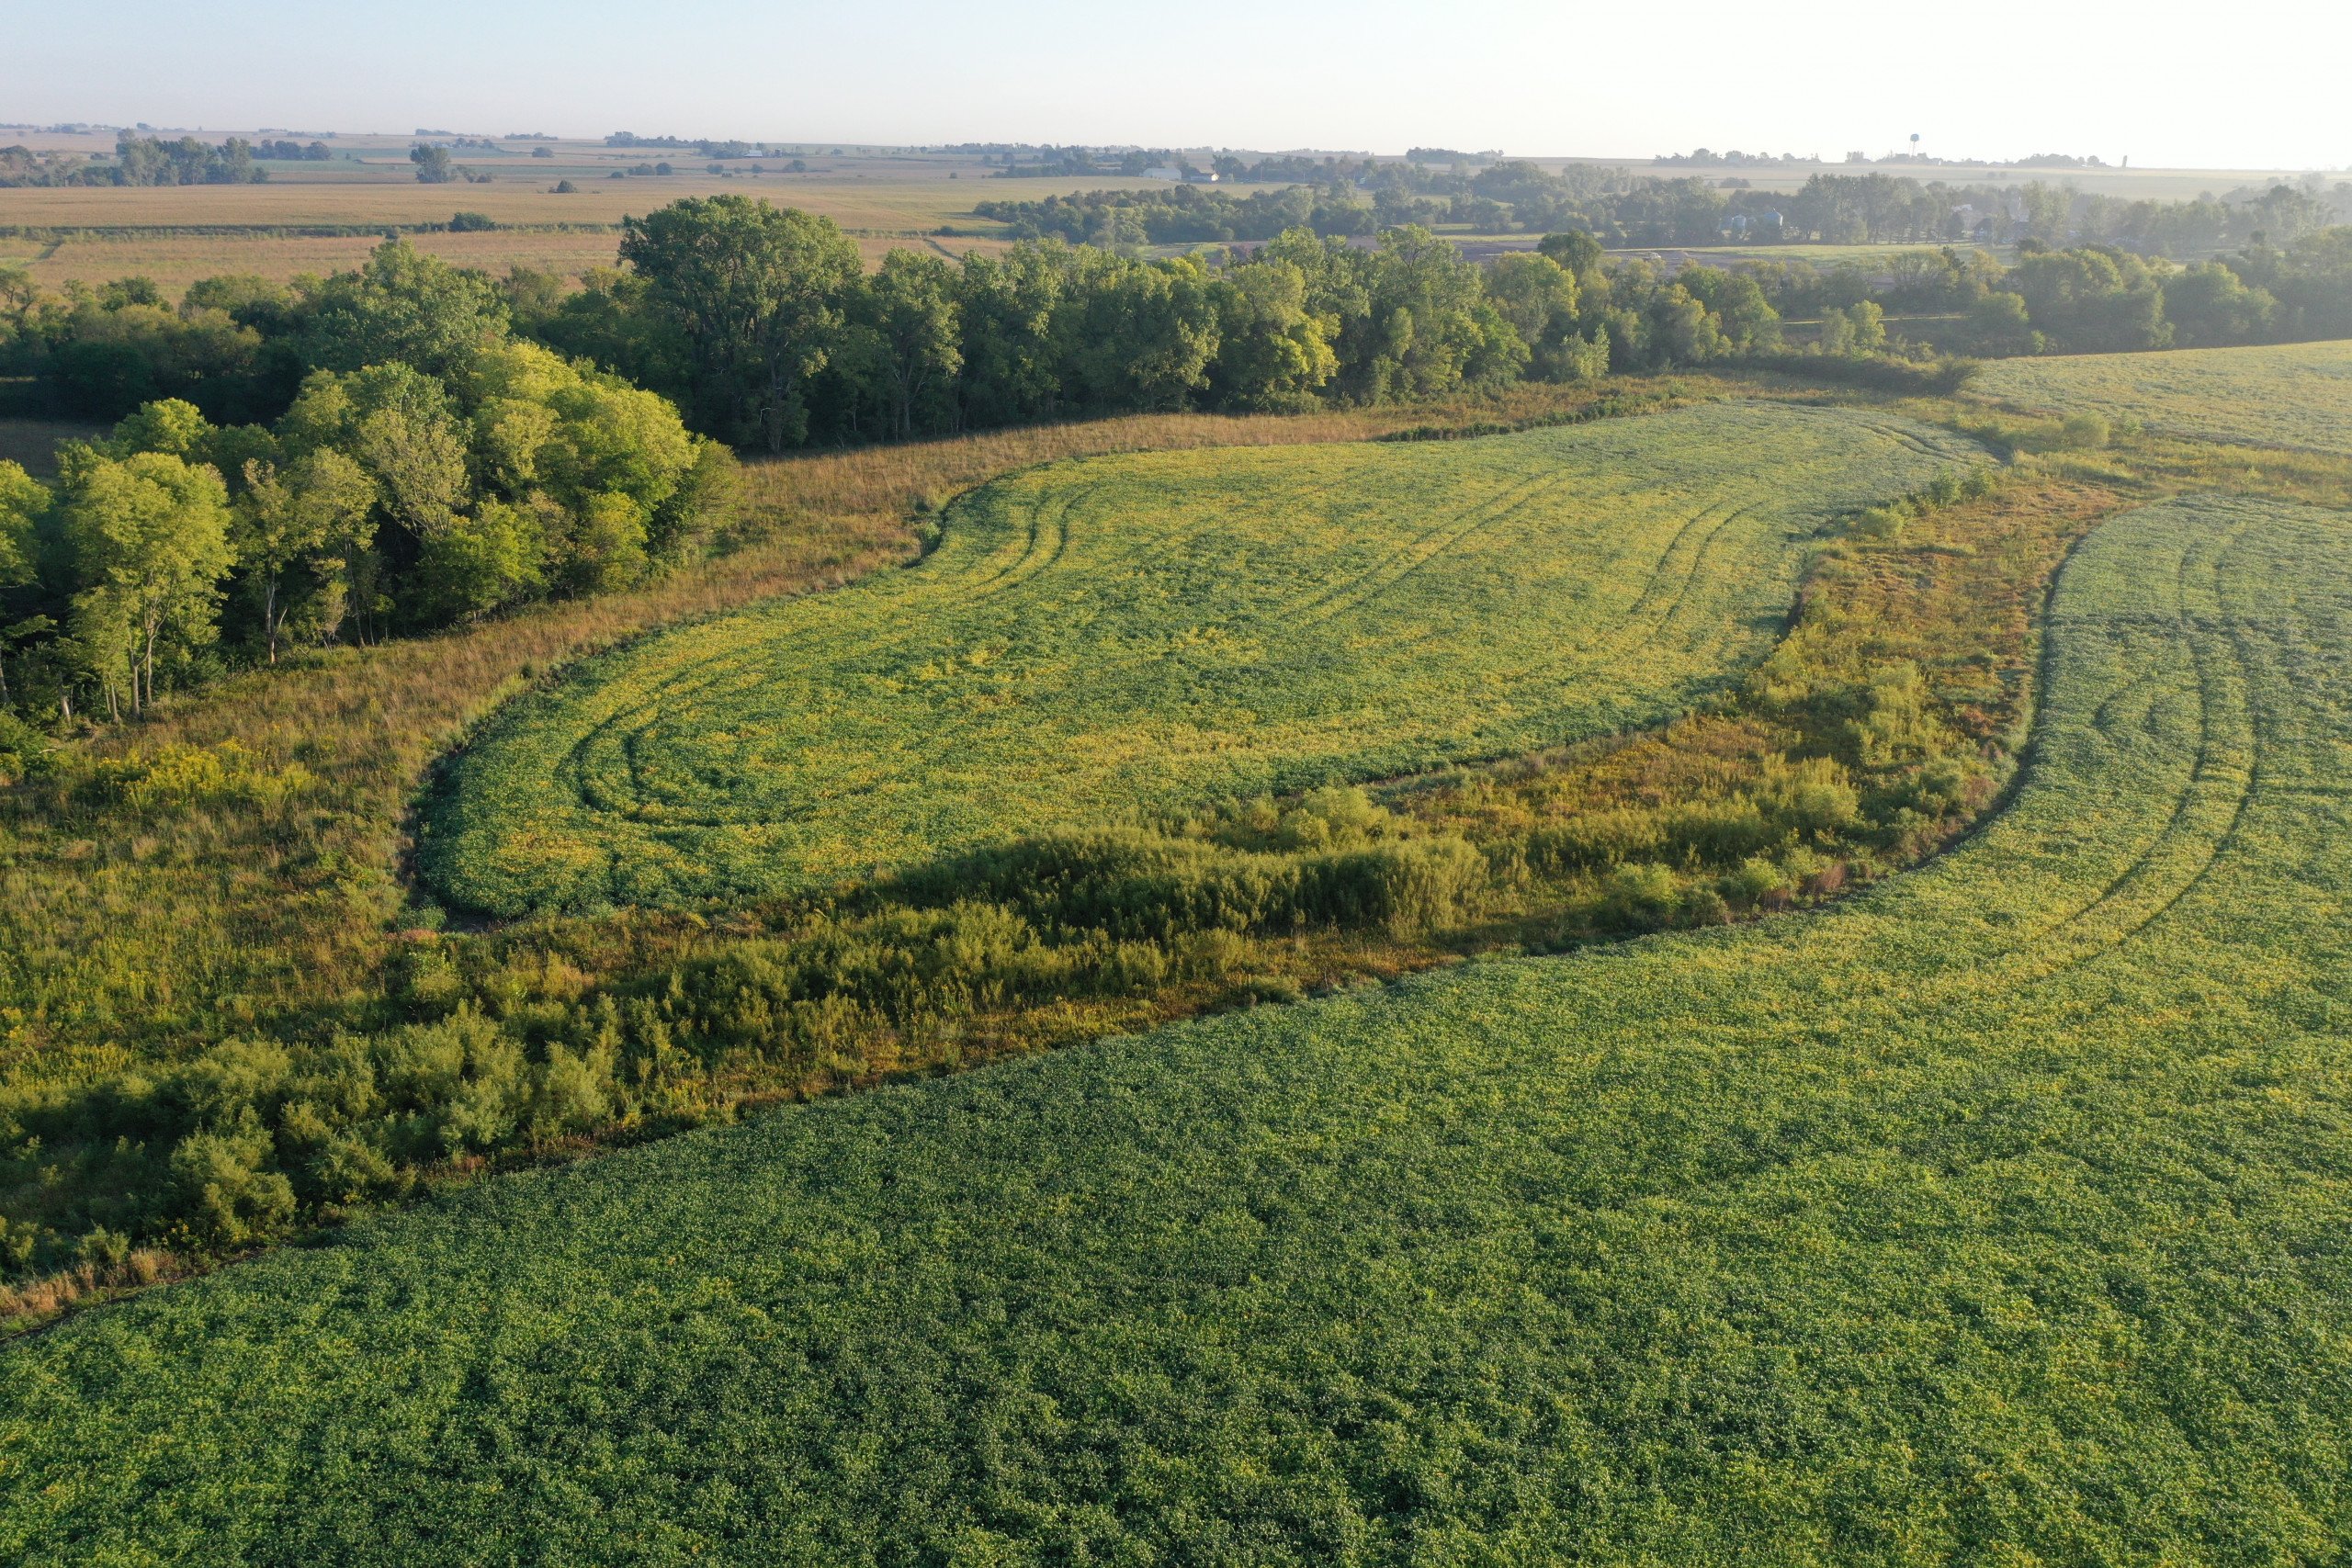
xmin=11 ymin=0 xmax=2345 ymax=170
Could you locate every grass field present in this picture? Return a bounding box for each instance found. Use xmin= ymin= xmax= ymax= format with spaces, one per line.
xmin=5 ymin=494 xmax=2346 ymax=1561
xmin=0 ymin=383 xmax=1670 ymax=1087
xmin=1976 ymin=339 xmax=2352 ymax=456
xmin=424 ymin=401 xmax=1980 ymax=916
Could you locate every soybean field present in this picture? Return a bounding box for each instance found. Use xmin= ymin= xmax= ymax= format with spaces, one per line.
xmin=425 ymin=401 xmax=1982 ymax=915
xmin=6 ymin=493 xmax=2347 ymax=1562
xmin=1976 ymin=338 xmax=2352 ymax=455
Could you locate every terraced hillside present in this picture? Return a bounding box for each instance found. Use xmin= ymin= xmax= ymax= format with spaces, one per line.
xmin=1977 ymin=338 xmax=2352 ymax=454
xmin=9 ymin=495 xmax=2347 ymax=1562
xmin=425 ymin=401 xmax=1981 ymax=915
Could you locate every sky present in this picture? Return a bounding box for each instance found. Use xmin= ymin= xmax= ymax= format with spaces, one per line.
xmin=9 ymin=0 xmax=2346 ymax=171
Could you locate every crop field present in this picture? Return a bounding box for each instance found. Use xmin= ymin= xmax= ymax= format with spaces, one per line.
xmin=0 ymin=172 xmax=1092 ymax=289
xmin=424 ymin=401 xmax=1981 ymax=915
xmin=0 ymin=227 xmax=629 ymax=292
xmin=1976 ymin=339 xmax=2352 ymax=456
xmin=6 ymin=495 xmax=2346 ymax=1560
xmin=0 ymin=226 xmax=1004 ymax=291
xmin=0 ymin=171 xmax=1099 ymax=232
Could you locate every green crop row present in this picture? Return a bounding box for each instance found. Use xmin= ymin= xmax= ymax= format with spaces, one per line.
xmin=424 ymin=401 xmax=1984 ymax=915
xmin=1975 ymin=337 xmax=2352 ymax=456
xmin=5 ymin=493 xmax=2346 ymax=1561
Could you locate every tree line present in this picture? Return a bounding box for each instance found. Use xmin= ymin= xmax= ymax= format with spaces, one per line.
xmin=519 ymin=197 xmax=2352 ymax=451
xmin=520 ymin=199 xmax=1815 ymax=452
xmin=0 ymin=130 xmax=272 ymax=188
xmin=976 ymin=165 xmax=2352 ymax=254
xmin=1737 ymin=231 xmax=2352 ymax=354
xmin=0 ymin=242 xmax=731 ymax=730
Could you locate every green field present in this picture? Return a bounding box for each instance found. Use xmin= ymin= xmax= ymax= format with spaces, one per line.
xmin=425 ymin=401 xmax=1982 ymax=915
xmin=1976 ymin=339 xmax=2352 ymax=455
xmin=5 ymin=493 xmax=2346 ymax=1561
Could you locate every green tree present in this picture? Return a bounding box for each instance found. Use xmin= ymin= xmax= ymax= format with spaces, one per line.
xmin=2163 ymin=263 xmax=2276 ymax=346
xmin=955 ymin=243 xmax=1074 ymax=427
xmin=413 ymin=500 xmax=547 ymax=622
xmin=857 ymin=250 xmax=964 ymax=440
xmin=560 ymin=491 xmax=650 ymax=595
xmin=283 ymin=364 xmax=469 ymax=538
xmin=1675 ymin=266 xmax=1782 ymax=352
xmin=618 ymin=196 xmax=863 ymax=453
xmin=0 ymin=460 xmax=48 ymax=592
xmin=462 ymin=338 xmax=720 ymax=565
xmin=1348 ymin=226 xmax=1526 ymax=400
xmin=1536 ymin=230 xmax=1605 ymax=283
xmin=2010 ymin=246 xmax=2169 ymax=352
xmin=1058 ymin=252 xmax=1222 ymax=413
xmin=410 ymin=144 xmax=457 ymax=185
xmin=1207 ymin=258 xmax=1338 ymax=411
xmin=106 ymin=397 xmax=212 ymax=458
xmin=232 ymin=448 xmax=374 ymax=661
xmin=0 ymin=461 xmax=53 ymax=711
xmin=1484 ymin=253 xmax=1602 ymax=379
xmin=58 ymin=450 xmax=234 ymax=716
xmin=1966 ymin=291 xmax=2042 ymax=355
xmin=297 ymin=239 xmax=510 ymax=380
xmin=1817 ymin=299 xmax=1887 ymax=356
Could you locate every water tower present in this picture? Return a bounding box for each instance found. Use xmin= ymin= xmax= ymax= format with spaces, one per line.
xmin=1910 ymin=132 xmax=1922 ymax=160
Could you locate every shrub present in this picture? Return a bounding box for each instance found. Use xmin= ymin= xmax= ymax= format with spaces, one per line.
xmin=167 ymin=1122 xmax=295 ymax=1248
xmin=2059 ymin=412 xmax=2112 ymax=449
xmin=1719 ymin=855 xmax=1789 ymax=908
xmin=0 ymin=710 xmax=51 ymax=784
xmin=1299 ymin=836 xmax=1488 ymax=936
xmin=93 ymin=741 xmax=316 ymax=814
xmin=1599 ymin=863 xmax=1682 ymax=931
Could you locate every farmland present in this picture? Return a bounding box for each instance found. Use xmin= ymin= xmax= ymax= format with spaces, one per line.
xmin=0 ymin=171 xmax=1064 ymax=232
xmin=0 ymin=163 xmax=1123 ymax=288
xmin=6 ymin=109 xmax=2352 ymax=1552
xmin=0 ymin=224 xmax=1006 ymax=292
xmin=0 ymin=381 xmax=1664 ymax=1087
xmin=1976 ymin=339 xmax=2352 ymax=456
xmin=424 ymin=401 xmax=1982 ymax=916
xmin=5 ymin=494 xmax=2346 ymax=1562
